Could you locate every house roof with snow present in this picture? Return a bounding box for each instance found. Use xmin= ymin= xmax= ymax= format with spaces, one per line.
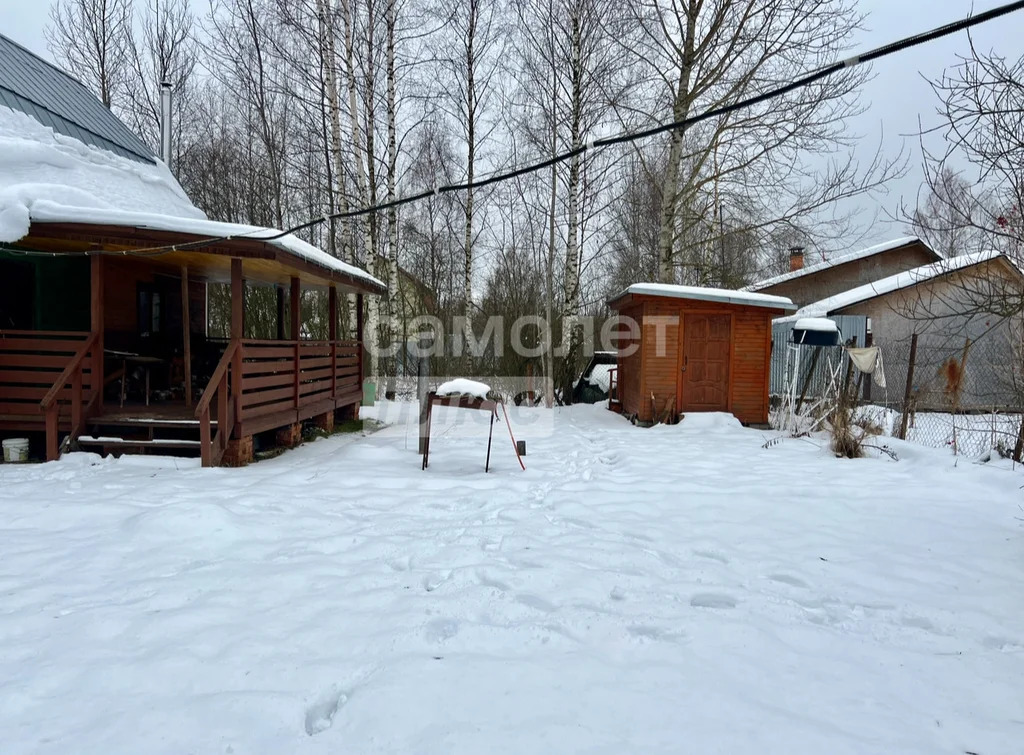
xmin=608 ymin=282 xmax=797 ymax=311
xmin=0 ymin=36 xmax=384 ymax=293
xmin=778 ymin=250 xmax=1018 ymax=321
xmin=744 ymin=237 xmax=942 ymax=293
xmin=0 ymin=33 xmax=153 ymax=163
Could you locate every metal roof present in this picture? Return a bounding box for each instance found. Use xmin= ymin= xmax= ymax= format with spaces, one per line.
xmin=0 ymin=33 xmax=155 ymax=163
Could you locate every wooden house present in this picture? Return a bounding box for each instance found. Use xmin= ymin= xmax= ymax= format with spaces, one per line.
xmin=607 ymin=284 xmax=796 ymax=426
xmin=0 ymin=33 xmax=385 ymax=465
xmin=745 ymin=237 xmax=941 ymax=307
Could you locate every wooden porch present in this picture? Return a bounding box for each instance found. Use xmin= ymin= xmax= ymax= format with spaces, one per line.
xmin=1 ymin=224 xmax=380 ymax=466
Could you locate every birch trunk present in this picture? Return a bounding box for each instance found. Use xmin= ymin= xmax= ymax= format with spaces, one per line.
xmin=560 ymin=6 xmax=584 ymax=401
xmin=655 ymin=1 xmax=698 ymax=284
xmin=544 ymin=162 xmax=557 ymax=409
xmin=385 ymin=0 xmax=400 ymax=392
xmin=460 ymin=1 xmax=478 ymax=374
xmin=318 ymin=0 xmax=353 ymax=332
xmin=341 ymin=0 xmax=379 ymax=377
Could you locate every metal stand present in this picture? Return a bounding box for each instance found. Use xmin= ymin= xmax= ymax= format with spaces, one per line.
xmin=421 ymin=391 xmax=498 ymax=472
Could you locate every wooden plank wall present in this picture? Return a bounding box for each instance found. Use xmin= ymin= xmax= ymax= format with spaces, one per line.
xmin=616 ymin=303 xmax=644 ymax=419
xmin=641 ymin=298 xmax=683 ymax=422
xmin=730 ymin=306 xmax=771 ymax=425
xmin=102 ymin=258 xmax=207 ymax=337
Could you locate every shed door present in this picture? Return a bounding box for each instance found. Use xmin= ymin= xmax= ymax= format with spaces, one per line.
xmin=681 ymin=314 xmax=731 ymax=411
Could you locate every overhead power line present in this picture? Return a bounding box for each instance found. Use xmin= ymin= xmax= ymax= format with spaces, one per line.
xmin=8 ymin=0 xmax=1024 ymax=262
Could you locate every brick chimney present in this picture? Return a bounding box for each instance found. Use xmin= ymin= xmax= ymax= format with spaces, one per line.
xmin=789 ymin=247 xmax=805 ymax=272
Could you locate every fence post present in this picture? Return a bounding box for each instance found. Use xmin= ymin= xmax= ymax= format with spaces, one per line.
xmin=898 ymin=333 xmax=919 ymax=440
xmin=842 ymin=335 xmax=858 ymax=403
xmin=1013 ymin=414 xmax=1024 ymax=463
xmin=418 ymin=330 xmax=431 ymax=455
xmin=863 ymin=330 xmax=873 ymax=403
xmin=794 ymin=346 xmax=821 ymax=415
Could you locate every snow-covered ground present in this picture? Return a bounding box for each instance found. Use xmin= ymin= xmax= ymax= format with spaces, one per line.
xmin=1 ymin=404 xmax=1022 ymax=754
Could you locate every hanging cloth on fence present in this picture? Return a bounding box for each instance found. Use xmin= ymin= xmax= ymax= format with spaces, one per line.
xmin=846 ymin=346 xmax=887 ymax=389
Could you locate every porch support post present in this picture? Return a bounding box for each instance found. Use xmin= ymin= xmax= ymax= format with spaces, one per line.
xmin=328 ymin=285 xmax=338 ymax=400
xmin=289 ymin=276 xmax=301 ymax=340
xmin=328 ymin=285 xmax=338 ymax=341
xmin=231 ymin=258 xmax=244 ymax=340
xmin=356 ymin=293 xmax=365 ymax=384
xmin=276 ymin=285 xmax=286 ymax=340
xmin=290 ymin=276 xmax=300 ymax=411
xmin=90 ymin=254 xmax=104 ymax=412
xmin=231 ymin=258 xmax=244 ymax=423
xmin=181 ymin=266 xmax=192 ymax=407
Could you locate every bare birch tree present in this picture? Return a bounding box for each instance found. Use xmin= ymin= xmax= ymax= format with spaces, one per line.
xmin=626 ymin=0 xmax=897 ymax=284
xmin=434 ymin=0 xmax=504 ymax=370
xmin=124 ymin=0 xmax=199 ymax=159
xmin=46 ymin=0 xmax=133 ymax=108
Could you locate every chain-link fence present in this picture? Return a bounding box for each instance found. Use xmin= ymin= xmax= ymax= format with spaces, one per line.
xmin=772 ymin=327 xmax=1024 ymax=460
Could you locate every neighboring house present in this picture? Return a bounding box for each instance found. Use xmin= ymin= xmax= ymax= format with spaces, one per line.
xmin=747 ymin=237 xmax=942 ymax=307
xmin=778 ymin=251 xmax=1024 ymax=410
xmin=0 ymin=33 xmax=384 ymax=465
xmin=377 ymin=259 xmax=435 ymax=376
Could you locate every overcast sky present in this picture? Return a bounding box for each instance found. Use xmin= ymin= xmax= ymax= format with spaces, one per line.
xmin=3 ymin=0 xmax=1022 ymax=250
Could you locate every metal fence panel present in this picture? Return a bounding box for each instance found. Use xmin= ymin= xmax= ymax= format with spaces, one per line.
xmin=770 ymin=315 xmax=867 ymax=397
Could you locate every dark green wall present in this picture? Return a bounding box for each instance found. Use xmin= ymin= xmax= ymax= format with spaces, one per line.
xmin=0 ymin=252 xmax=90 ymax=330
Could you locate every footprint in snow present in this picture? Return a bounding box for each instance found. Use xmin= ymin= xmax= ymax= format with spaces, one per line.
xmin=693 ymin=550 xmax=729 ymax=565
xmin=768 ymin=574 xmax=809 ymax=589
xmin=900 ymin=615 xmax=935 ymax=632
xmin=516 ymin=593 xmax=557 ymax=613
xmin=422 ymin=570 xmax=452 ymax=592
xmin=690 ymin=593 xmax=738 ymax=609
xmin=476 ymin=570 xmax=510 ymax=592
xmin=304 ymin=689 xmax=348 ymax=736
xmin=424 ymin=618 xmax=460 ymax=643
xmin=982 ymin=635 xmax=1022 ymax=652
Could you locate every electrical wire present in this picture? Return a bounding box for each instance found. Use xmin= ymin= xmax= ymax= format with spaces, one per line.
xmin=7 ymin=0 xmax=1024 ymax=261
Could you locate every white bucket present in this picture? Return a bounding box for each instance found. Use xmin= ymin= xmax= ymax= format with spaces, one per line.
xmin=2 ymin=438 xmax=30 ymax=463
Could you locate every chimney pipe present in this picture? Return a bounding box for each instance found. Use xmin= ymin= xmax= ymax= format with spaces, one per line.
xmin=159 ymin=79 xmax=173 ymax=171
xmin=789 ymin=246 xmax=805 ymax=272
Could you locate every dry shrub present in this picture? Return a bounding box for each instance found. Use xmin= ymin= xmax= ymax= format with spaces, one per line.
xmin=853 ymin=414 xmax=884 ymax=437
xmin=829 ymin=386 xmax=866 ymax=459
xmin=830 ymin=406 xmax=864 ymax=458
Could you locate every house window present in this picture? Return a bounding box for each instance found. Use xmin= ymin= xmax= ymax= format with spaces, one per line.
xmin=137 ymin=284 xmax=162 ymax=337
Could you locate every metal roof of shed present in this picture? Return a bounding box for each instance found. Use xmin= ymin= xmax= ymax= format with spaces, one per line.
xmin=0 ymin=33 xmax=154 ymax=163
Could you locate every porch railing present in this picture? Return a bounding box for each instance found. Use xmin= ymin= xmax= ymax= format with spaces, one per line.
xmin=238 ymin=339 xmax=361 ymax=425
xmin=195 ymin=338 xmax=361 ymax=467
xmin=195 ymin=340 xmax=239 ymax=467
xmin=0 ymin=330 xmax=98 ymax=460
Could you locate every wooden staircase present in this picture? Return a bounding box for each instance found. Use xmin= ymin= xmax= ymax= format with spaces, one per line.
xmin=75 ymin=411 xmax=210 ymax=459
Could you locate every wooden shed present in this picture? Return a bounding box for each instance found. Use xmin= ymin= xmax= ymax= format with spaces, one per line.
xmin=607 ymin=283 xmax=796 ymax=426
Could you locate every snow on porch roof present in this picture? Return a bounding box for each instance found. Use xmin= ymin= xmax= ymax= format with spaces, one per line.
xmin=0 ymin=104 xmax=384 ymax=293
xmin=610 ymin=282 xmax=797 ymax=311
xmin=28 ymin=202 xmax=387 ymax=292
